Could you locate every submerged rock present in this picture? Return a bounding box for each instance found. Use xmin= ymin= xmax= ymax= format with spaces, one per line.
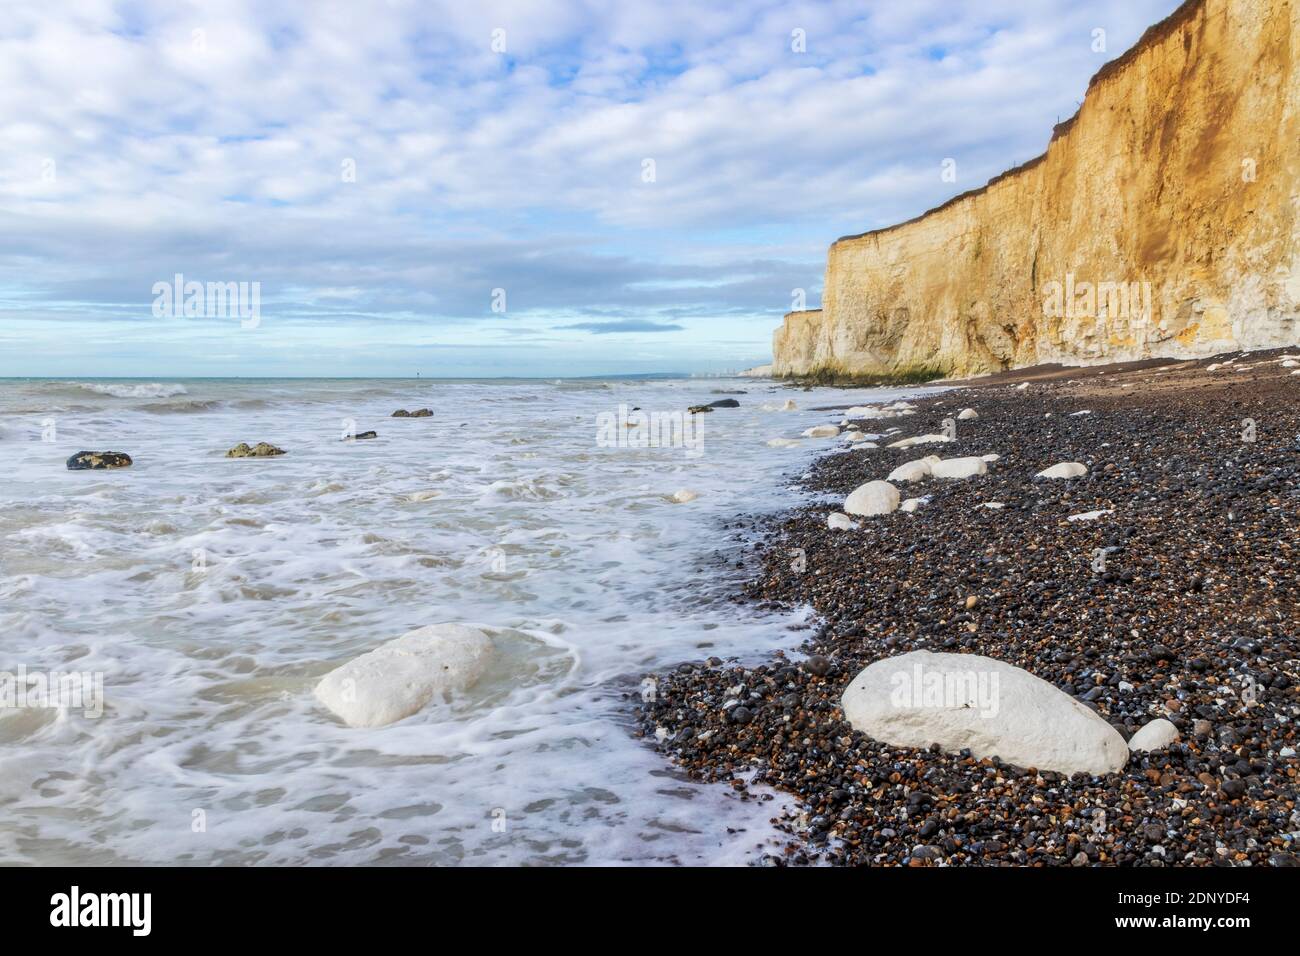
xmin=226 ymin=442 xmax=285 ymax=458
xmin=66 ymin=451 xmax=132 ymax=470
xmin=840 ymin=650 xmax=1129 ymax=775
xmin=314 ymin=623 xmax=496 ymax=728
xmin=706 ymin=398 xmax=740 ymax=408
xmin=802 ymin=424 xmax=840 ymax=438
xmin=344 ymin=431 xmax=378 ymax=441
xmin=391 ymin=408 xmax=433 ymax=418
xmin=687 ymin=405 xmax=714 ymax=414
xmin=669 ymin=489 xmax=698 ymax=503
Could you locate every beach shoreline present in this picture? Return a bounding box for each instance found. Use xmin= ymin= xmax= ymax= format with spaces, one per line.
xmin=637 ymin=347 xmax=1300 ymax=866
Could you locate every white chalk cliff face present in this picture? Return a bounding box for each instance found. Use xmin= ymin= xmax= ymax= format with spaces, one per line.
xmin=774 ymin=0 xmax=1300 ymax=379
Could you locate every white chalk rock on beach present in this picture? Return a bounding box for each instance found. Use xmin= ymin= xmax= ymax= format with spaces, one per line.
xmin=1282 ymin=360 xmax=1298 ymax=368
xmin=1036 ymin=462 xmax=1088 ymax=480
xmin=802 ymin=424 xmax=840 ymax=438
xmin=844 ymin=405 xmax=881 ymax=418
xmin=981 ymin=502 xmax=1005 ymax=510
xmin=840 ymin=650 xmax=1129 ymax=775
xmin=670 ymin=489 xmax=698 ymax=503
xmin=1068 ymin=509 xmax=1112 ymax=522
xmin=842 ymin=430 xmax=867 ymax=442
xmin=887 ymin=433 xmax=952 ymax=449
xmin=957 ymin=408 xmax=979 ymax=420
xmin=855 ymin=441 xmax=879 ymax=449
xmin=1070 ymin=410 xmax=1093 ymax=417
xmin=1128 ymin=718 xmax=1180 ymax=753
xmin=844 ymin=480 xmax=900 ymax=517
xmin=899 ymin=496 xmax=930 ymax=513
xmin=1015 ymin=382 xmax=1030 ymax=390
xmin=980 ymin=453 xmax=1000 ymax=463
xmin=827 ymin=512 xmax=857 ymax=531
xmin=887 ymin=458 xmax=933 ymax=483
xmin=767 ymin=437 xmax=801 ymax=448
xmin=315 ymin=623 xmax=496 ymax=728
xmin=931 ymin=457 xmax=987 ymax=479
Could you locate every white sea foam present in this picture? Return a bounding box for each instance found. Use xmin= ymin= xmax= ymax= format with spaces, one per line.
xmin=72 ymin=382 xmax=190 ymax=398
xmin=0 ymin=376 xmax=940 ymax=865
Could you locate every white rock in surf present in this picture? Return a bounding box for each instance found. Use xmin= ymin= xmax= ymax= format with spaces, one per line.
xmin=840 ymin=650 xmax=1129 ymax=775
xmin=404 ymin=489 xmax=441 ymax=502
xmin=827 ymin=512 xmax=856 ymax=531
xmin=670 ymin=489 xmax=698 ymax=503
xmin=781 ymin=399 xmax=797 ymax=410
xmin=842 ymin=430 xmax=867 ymax=442
xmin=887 ymin=459 xmax=933 ymax=483
xmin=887 ymin=433 xmax=951 ymax=448
xmin=315 ymin=623 xmax=496 ymax=728
xmin=1128 ymin=718 xmax=1180 ymax=753
xmin=844 ymin=480 xmax=900 ymax=517
xmin=802 ymin=424 xmax=840 ymax=438
xmin=931 ymin=457 xmax=987 ymax=479
xmin=767 ymin=437 xmax=801 ymax=447
xmin=855 ymin=441 xmax=879 ymax=449
xmin=957 ymin=408 xmax=979 ymax=420
xmin=1036 ymin=462 xmax=1088 ymax=480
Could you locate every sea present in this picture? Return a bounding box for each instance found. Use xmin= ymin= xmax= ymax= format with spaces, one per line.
xmin=0 ymin=376 xmax=927 ymax=865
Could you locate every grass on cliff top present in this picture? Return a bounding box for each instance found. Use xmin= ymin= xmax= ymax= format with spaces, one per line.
xmin=781 ymin=364 xmax=948 ymax=387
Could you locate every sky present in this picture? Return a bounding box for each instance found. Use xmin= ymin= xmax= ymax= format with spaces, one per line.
xmin=0 ymin=0 xmax=1183 ymax=378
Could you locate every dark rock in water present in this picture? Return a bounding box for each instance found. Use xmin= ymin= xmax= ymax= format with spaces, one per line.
xmin=66 ymin=451 xmax=132 ymax=470
xmin=687 ymin=405 xmax=714 ymax=414
xmin=226 ymin=442 xmax=285 ymax=458
xmin=711 ymin=389 xmax=746 ymax=395
xmin=393 ymin=408 xmax=433 ymax=418
xmin=392 ymin=409 xmax=410 ymax=417
xmin=707 ymin=399 xmax=740 ymax=408
xmin=344 ymin=431 xmax=378 ymax=441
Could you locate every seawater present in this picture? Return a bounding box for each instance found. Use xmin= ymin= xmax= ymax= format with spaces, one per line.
xmin=0 ymin=377 xmax=928 ymax=865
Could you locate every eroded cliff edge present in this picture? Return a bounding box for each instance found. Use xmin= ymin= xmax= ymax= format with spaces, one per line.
xmin=773 ymin=0 xmax=1300 ymax=379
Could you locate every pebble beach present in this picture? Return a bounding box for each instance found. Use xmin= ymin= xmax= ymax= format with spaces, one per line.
xmin=638 ymin=350 xmax=1300 ymax=866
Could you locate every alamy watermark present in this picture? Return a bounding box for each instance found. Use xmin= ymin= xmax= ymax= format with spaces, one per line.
xmin=889 ymin=660 xmax=1000 ymax=718
xmin=0 ymin=666 xmax=104 ymax=718
xmin=1041 ymin=273 xmax=1152 ymax=323
xmin=596 ymin=404 xmax=704 ymax=456
xmin=152 ymin=273 xmax=261 ymax=328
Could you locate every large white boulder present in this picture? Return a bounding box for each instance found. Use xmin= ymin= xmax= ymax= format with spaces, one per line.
xmin=840 ymin=650 xmax=1129 ymax=775
xmin=315 ymin=623 xmax=496 ymax=728
xmin=1036 ymin=462 xmax=1088 ymax=480
xmin=931 ymin=456 xmax=988 ymax=479
xmin=844 ymin=480 xmax=900 ymax=516
xmin=1128 ymin=718 xmax=1180 ymax=752
xmin=887 ymin=458 xmax=933 ymax=483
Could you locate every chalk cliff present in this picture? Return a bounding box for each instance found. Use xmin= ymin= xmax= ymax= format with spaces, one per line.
xmin=773 ymin=0 xmax=1300 ymax=378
